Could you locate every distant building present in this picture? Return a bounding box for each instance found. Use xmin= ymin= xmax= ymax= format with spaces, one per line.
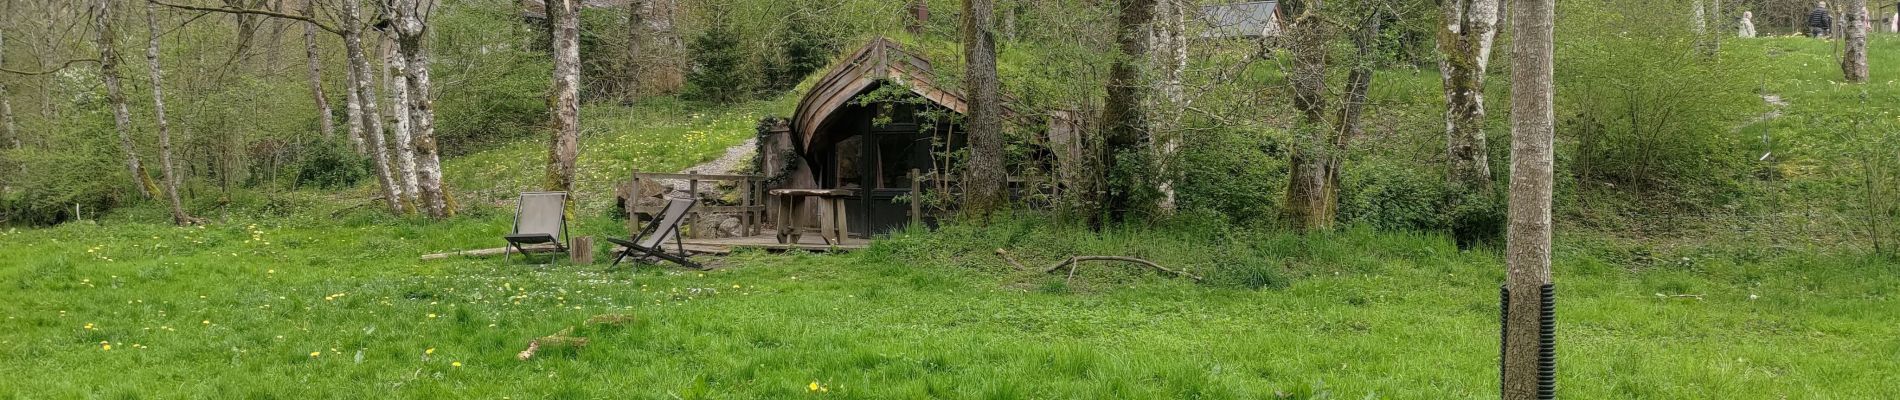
xmin=1199 ymin=1 xmax=1283 ymax=39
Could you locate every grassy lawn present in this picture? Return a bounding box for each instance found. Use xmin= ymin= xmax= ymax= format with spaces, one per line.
xmin=3 ymin=34 xmax=1898 ymax=400
xmin=1 ymin=211 xmax=1895 ymax=399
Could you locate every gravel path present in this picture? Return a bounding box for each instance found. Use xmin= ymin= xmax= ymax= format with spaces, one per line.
xmin=655 ymin=138 xmax=757 ymax=197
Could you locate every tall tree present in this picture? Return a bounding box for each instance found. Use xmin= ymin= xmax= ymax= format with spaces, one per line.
xmin=1151 ymin=0 xmax=1188 ymax=214
xmin=962 ymin=0 xmax=1007 ymax=218
xmin=1842 ymin=0 xmax=1869 ymax=82
xmin=1 ymin=29 xmax=19 ymax=153
xmin=629 ymin=0 xmax=683 ymax=95
xmin=1100 ymin=0 xmax=1159 ymax=222
xmin=907 ymin=0 xmax=930 ymax=35
xmin=1437 ymin=0 xmax=1500 ymax=190
xmin=342 ymin=0 xmax=403 ymax=213
xmin=1282 ymin=0 xmax=1384 ymax=231
xmin=384 ymin=33 xmax=419 ymax=209
xmin=301 ymin=0 xmax=336 ymax=140
xmin=96 ymin=0 xmax=157 ymax=198
xmin=1501 ymin=0 xmax=1556 ymax=396
xmin=389 ymin=0 xmax=451 ymax=218
xmin=546 ymin=0 xmax=581 ymax=193
xmin=142 ymin=1 xmax=195 ymax=225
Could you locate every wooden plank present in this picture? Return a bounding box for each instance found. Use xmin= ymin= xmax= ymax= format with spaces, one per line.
xmin=630 ymin=172 xmax=761 ymax=181
xmin=627 ymin=205 xmax=766 ymax=214
xmin=569 ymin=236 xmax=595 ymax=264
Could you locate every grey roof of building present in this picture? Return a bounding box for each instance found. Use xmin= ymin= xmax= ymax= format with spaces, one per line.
xmin=1199 ymin=1 xmax=1282 ymax=38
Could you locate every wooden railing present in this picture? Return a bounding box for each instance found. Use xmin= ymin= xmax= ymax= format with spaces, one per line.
xmin=625 ymin=170 xmax=768 ymax=239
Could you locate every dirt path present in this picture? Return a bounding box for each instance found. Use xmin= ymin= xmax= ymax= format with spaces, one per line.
xmin=654 ymin=138 xmax=757 ymax=197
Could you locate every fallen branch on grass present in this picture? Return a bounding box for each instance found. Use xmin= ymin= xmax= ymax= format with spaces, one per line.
xmin=420 ymin=245 xmax=561 ymax=261
xmin=993 ymin=248 xmax=1029 ymax=271
xmin=1041 ymin=256 xmax=1204 ymax=283
xmin=1654 ymin=293 xmax=1705 ymax=300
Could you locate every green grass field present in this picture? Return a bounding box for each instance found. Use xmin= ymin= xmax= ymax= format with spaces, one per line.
xmin=4 ymin=36 xmax=1900 ymax=399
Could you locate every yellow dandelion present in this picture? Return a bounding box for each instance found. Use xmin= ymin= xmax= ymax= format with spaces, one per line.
xmin=451 ymin=361 xmax=463 ymax=367
xmin=425 ymin=348 xmax=436 ymax=355
xmin=101 ymin=344 xmax=112 ymax=351
xmin=310 ymin=351 xmax=321 ymax=357
xmin=427 ymin=313 xmax=438 ymax=319
xmin=84 ymin=323 xmax=95 ymax=330
xmin=808 ymin=381 xmax=820 ymax=392
xmin=202 ymin=320 xmax=211 ymax=325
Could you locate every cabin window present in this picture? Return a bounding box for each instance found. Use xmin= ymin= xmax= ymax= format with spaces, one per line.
xmin=835 ymin=136 xmax=863 ymax=189
xmin=877 ymin=133 xmax=922 ymax=189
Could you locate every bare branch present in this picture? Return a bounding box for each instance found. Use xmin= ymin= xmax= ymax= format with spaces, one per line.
xmin=0 ymin=59 xmax=101 ymax=76
xmin=145 ymin=0 xmax=342 ymax=35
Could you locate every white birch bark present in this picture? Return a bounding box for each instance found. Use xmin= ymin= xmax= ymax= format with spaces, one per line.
xmin=1502 ymin=0 xmax=1556 ymax=395
xmin=1437 ymin=0 xmax=1500 ymax=189
xmin=302 ymin=1 xmax=336 ymax=139
xmin=546 ymin=0 xmax=582 ymax=193
xmin=343 ymin=0 xmax=402 ymax=213
xmin=383 ymin=33 xmax=419 ymax=208
xmin=1842 ymin=0 xmax=1869 ymax=82
xmin=143 ymin=1 xmax=194 ymax=225
xmin=95 ymin=0 xmax=154 ymax=198
xmin=1 ymin=30 xmax=18 ymax=153
xmin=1150 ymin=0 xmax=1189 ymax=214
xmin=390 ymin=0 xmax=450 ymax=218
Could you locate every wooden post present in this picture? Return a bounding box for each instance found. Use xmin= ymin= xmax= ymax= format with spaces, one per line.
xmin=910 ymin=168 xmax=922 ymax=227
xmin=627 ymin=169 xmax=640 ymax=234
xmin=569 ymin=236 xmax=594 ymax=264
xmin=687 ymin=170 xmax=699 ymax=239
xmin=741 ymin=177 xmax=754 ymax=237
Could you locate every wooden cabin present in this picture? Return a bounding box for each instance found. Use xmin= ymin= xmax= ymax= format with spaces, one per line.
xmin=774 ymin=38 xmax=975 ymax=236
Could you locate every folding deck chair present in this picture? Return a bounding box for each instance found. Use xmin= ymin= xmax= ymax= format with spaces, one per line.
xmin=504 ymin=191 xmax=570 ymax=264
xmin=605 ymin=196 xmax=703 ymax=270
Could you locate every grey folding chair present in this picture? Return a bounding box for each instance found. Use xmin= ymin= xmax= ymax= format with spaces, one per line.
xmin=504 ymin=191 xmax=569 ymax=264
xmin=605 ymin=196 xmax=703 ymax=270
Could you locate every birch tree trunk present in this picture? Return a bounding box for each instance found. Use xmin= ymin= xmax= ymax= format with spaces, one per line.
xmin=963 ymin=0 xmax=1008 ymax=219
xmin=302 ymin=1 xmax=336 ymax=140
xmin=143 ymin=1 xmax=195 ymax=225
xmin=1101 ymin=0 xmax=1158 ymax=223
xmin=1502 ymin=0 xmax=1556 ymax=395
xmin=1842 ymin=0 xmax=1869 ymax=82
xmin=1150 ymin=0 xmax=1189 ymax=214
xmin=545 ymin=0 xmax=582 ymax=193
xmin=1437 ymin=0 xmax=1500 ymax=190
xmin=1283 ymin=0 xmax=1338 ymax=231
xmin=630 ymin=0 xmax=684 ymax=95
xmin=343 ymin=60 xmax=368 ymax=154
xmin=343 ymin=0 xmax=402 ymax=213
xmin=384 ymin=33 xmax=419 ymax=209
xmin=0 ymin=30 xmax=18 ymax=154
xmin=391 ymin=0 xmax=451 ymax=218
xmin=95 ymin=0 xmax=156 ymax=198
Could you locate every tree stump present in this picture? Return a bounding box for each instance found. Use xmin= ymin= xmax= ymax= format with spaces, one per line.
xmin=569 ymin=236 xmax=594 ymax=265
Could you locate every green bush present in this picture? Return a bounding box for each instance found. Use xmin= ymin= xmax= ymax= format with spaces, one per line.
xmin=295 ymin=139 xmax=367 ymax=190
xmin=1338 ymin=159 xmax=1449 ymax=232
xmin=1175 ymin=123 xmax=1285 ymax=225
xmin=687 ymin=13 xmax=752 ymax=104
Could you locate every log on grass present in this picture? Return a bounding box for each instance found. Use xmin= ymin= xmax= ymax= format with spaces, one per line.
xmin=420 ymin=244 xmax=561 ymax=261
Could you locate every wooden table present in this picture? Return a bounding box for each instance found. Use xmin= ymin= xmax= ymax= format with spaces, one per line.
xmin=769 ymin=188 xmax=855 ymax=245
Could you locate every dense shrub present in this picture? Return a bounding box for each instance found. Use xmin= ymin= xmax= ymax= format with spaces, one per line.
xmin=1556 ymin=0 xmax=1763 ymax=209
xmin=295 ymin=139 xmax=368 ymax=190
xmin=1175 ymin=123 xmax=1286 ymax=225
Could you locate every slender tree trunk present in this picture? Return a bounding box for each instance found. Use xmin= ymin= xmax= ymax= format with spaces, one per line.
xmin=384 ymin=34 xmax=420 ymax=209
xmin=1842 ymin=0 xmax=1869 ymax=82
xmin=143 ymin=1 xmax=195 ymax=225
xmin=963 ymin=0 xmax=1007 ymax=219
xmin=1 ymin=30 xmax=18 ymax=154
xmin=96 ymin=0 xmax=156 ymax=198
xmin=907 ymin=0 xmax=930 ymax=35
xmin=343 ymin=0 xmax=402 ymax=213
xmin=1150 ymin=0 xmax=1188 ymax=214
xmin=391 ymin=0 xmax=451 ymax=218
xmin=1283 ymin=0 xmax=1337 ymax=231
xmin=546 ymin=0 xmax=582 ymax=193
xmin=1101 ymin=0 xmax=1158 ymax=223
xmin=630 ymin=0 xmax=683 ymax=95
xmin=1438 ymin=0 xmax=1500 ymax=190
xmin=1502 ymin=0 xmax=1556 ymax=395
xmin=302 ymin=1 xmax=335 ymax=139
xmin=343 ymin=60 xmax=368 ymax=154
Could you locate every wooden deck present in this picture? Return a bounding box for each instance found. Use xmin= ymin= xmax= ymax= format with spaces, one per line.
xmin=676 ymin=234 xmax=871 ymax=254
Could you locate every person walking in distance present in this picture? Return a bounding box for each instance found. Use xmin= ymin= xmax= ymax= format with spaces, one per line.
xmin=1809 ymin=2 xmax=1834 ymax=37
